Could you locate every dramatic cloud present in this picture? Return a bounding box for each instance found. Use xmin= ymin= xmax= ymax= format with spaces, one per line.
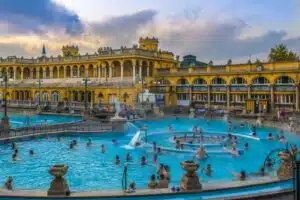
xmin=88 ymin=10 xmax=157 ymax=47
xmin=0 ymin=0 xmax=84 ymax=35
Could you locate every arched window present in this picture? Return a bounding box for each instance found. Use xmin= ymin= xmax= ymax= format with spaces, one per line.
xmin=252 ymin=77 xmax=269 ymax=85
xmin=275 ymin=76 xmax=294 ymax=85
xmin=212 ymin=77 xmax=226 ymax=85
xmin=231 ymin=77 xmax=246 ymax=85
xmin=52 ymin=92 xmax=60 ymax=102
xmin=177 ymin=78 xmax=189 ymax=85
xmin=42 ymin=92 xmax=49 ymax=101
xmin=193 ymin=78 xmax=206 ymax=85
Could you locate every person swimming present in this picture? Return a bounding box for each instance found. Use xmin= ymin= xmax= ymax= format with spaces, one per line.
xmin=203 ymin=164 xmax=212 ymax=177
xmin=101 ymin=144 xmax=105 ymax=153
xmin=153 ymin=152 xmax=158 ymax=163
xmin=175 ymin=140 xmax=180 ymax=149
xmin=112 ymin=139 xmax=117 ymax=145
xmin=244 ymin=142 xmax=249 ymax=150
xmin=168 ymin=125 xmax=173 ymax=132
xmin=4 ymin=176 xmax=13 ymax=190
xmin=70 ymin=143 xmax=74 ymax=149
xmin=152 ymin=142 xmax=157 ymax=151
xmin=29 ymin=149 xmax=34 ymax=156
xmin=180 ymin=143 xmax=184 ymax=150
xmin=11 ymin=142 xmax=16 ymax=150
xmin=229 ymin=170 xmax=247 ymax=181
xmin=268 ymin=133 xmax=274 ymax=140
xmin=141 ymin=156 xmax=146 ymax=166
xmin=87 ymin=139 xmax=92 ymax=147
xmin=115 ymin=155 xmax=120 ymax=165
xmin=279 ymin=135 xmax=287 ymax=144
xmin=12 ymin=153 xmax=17 ymax=161
xmin=157 ymin=147 xmax=162 ymax=153
xmin=196 ymin=146 xmax=207 ymax=159
xmin=72 ymin=140 xmax=77 ymax=146
xmin=183 ymin=134 xmax=187 ymax=142
xmin=231 ymin=147 xmax=239 ymax=156
xmin=126 ymin=153 xmax=132 ymax=162
xmin=266 ymin=158 xmax=273 ymax=169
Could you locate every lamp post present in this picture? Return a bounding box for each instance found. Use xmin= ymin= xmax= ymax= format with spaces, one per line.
xmin=82 ymin=77 xmax=90 ymax=112
xmin=1 ymin=71 xmax=10 ymax=133
xmin=82 ymin=77 xmax=90 ymax=120
xmin=37 ymin=78 xmax=43 ymax=113
xmin=138 ymin=76 xmax=145 ymax=108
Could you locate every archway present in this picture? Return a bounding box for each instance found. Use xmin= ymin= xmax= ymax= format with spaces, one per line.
xmin=42 ymin=92 xmax=49 ymax=102
xmin=16 ymin=67 xmax=21 ymax=80
xmin=275 ymin=76 xmax=294 ymax=85
xmin=66 ymin=66 xmax=71 ymax=78
xmin=142 ymin=61 xmax=148 ymax=77
xmin=88 ymin=64 xmax=94 ymax=77
xmin=39 ymin=68 xmax=43 ymax=79
xmin=112 ymin=61 xmax=121 ymax=77
xmin=193 ymin=78 xmax=207 ymax=85
xmin=52 ymin=67 xmax=58 ymax=78
xmin=73 ymin=66 xmax=78 ymax=77
xmin=123 ymin=92 xmax=129 ymax=103
xmin=123 ymin=60 xmax=133 ymax=77
xmin=52 ymin=91 xmax=60 ymax=102
xmin=79 ymin=65 xmax=85 ymax=77
xmin=149 ymin=62 xmax=154 ymax=77
xmin=98 ymin=93 xmax=104 ymax=104
xmin=177 ymin=78 xmax=189 ymax=85
xmin=32 ymin=68 xmax=37 ymax=79
xmin=23 ymin=67 xmax=30 ymax=79
xmin=8 ymin=67 xmax=14 ymax=79
xmin=59 ymin=66 xmax=64 ymax=78
xmin=46 ymin=67 xmax=50 ymax=78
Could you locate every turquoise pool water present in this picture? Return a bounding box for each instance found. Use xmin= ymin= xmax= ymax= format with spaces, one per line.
xmin=0 ymin=113 xmax=82 ymax=128
xmin=0 ymin=117 xmax=299 ymax=192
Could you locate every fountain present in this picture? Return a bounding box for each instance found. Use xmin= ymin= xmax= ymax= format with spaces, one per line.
xmin=110 ymin=99 xmax=127 ymax=122
xmin=277 ymin=151 xmax=294 ymax=180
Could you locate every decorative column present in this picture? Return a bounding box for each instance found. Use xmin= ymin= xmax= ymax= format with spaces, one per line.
xmin=109 ymin=65 xmax=112 ymax=78
xmin=13 ymin=67 xmax=16 ymax=80
xmin=132 ymin=65 xmax=136 ymax=82
xmin=270 ymin=84 xmax=274 ymax=111
xmin=120 ymin=63 xmax=124 ymax=81
xmin=226 ymin=85 xmax=230 ymax=110
xmin=147 ymin=66 xmax=149 ymax=77
xmin=50 ymin=69 xmax=53 ymax=79
xmin=98 ymin=66 xmax=101 ymax=79
xmin=139 ymin=65 xmax=142 ymax=79
xmin=247 ymin=84 xmax=251 ymax=99
xmin=180 ymin=161 xmax=202 ymax=190
xmin=296 ymin=84 xmax=299 ymax=111
xmin=20 ymin=68 xmax=24 ymax=80
xmin=43 ymin=68 xmax=46 ymax=79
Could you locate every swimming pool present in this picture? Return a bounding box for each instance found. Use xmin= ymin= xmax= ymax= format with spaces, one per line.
xmin=0 ymin=117 xmax=298 ymax=192
xmin=0 ymin=113 xmax=82 ymax=128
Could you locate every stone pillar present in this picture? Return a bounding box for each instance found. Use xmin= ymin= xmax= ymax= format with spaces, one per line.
xmin=20 ymin=69 xmax=24 ymax=80
xmin=43 ymin=68 xmax=46 ymax=79
xmin=120 ymin=63 xmax=124 ymax=81
xmin=132 ymin=65 xmax=136 ymax=82
xmin=247 ymin=85 xmax=251 ymax=99
xmin=30 ymin=69 xmax=33 ymax=79
xmin=226 ymin=85 xmax=230 ymax=110
xmin=50 ymin=69 xmax=53 ymax=79
xmin=13 ymin=67 xmax=16 ymax=80
xmin=64 ymin=67 xmax=67 ymax=78
xmin=139 ymin=65 xmax=142 ymax=79
xmin=296 ymin=85 xmax=299 ymax=111
xmin=207 ymin=85 xmax=211 ymax=108
xmin=270 ymin=84 xmax=274 ymax=111
xmin=109 ymin=66 xmax=112 ymax=78
xmin=147 ymin=66 xmax=149 ymax=77
xmin=98 ymin=66 xmax=101 ymax=79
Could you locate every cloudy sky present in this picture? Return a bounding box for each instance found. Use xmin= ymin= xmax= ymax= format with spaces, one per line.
xmin=0 ymin=0 xmax=298 ymax=64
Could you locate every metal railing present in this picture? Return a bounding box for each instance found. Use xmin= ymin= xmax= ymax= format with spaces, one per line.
xmin=0 ymin=122 xmax=113 ymax=138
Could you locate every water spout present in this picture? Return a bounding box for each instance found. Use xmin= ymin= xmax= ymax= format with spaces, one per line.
xmin=128 ymin=130 xmax=141 ymax=147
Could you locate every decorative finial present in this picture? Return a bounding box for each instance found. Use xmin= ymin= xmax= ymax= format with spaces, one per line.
xmin=42 ymin=44 xmax=46 ymax=57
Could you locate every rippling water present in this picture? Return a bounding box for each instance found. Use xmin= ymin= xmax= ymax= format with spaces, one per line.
xmin=0 ymin=117 xmax=299 ymax=191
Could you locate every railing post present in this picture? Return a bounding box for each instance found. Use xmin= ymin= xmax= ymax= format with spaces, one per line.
xmin=295 ymin=161 xmax=300 ymax=200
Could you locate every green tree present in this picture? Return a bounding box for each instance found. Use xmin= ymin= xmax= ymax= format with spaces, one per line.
xmin=268 ymin=44 xmax=297 ymax=62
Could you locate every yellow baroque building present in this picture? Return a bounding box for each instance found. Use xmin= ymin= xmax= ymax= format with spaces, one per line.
xmin=0 ymin=37 xmax=299 ymax=113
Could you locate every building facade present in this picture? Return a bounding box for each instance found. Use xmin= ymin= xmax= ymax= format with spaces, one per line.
xmin=0 ymin=37 xmax=178 ymax=108
xmin=0 ymin=37 xmax=299 ymax=113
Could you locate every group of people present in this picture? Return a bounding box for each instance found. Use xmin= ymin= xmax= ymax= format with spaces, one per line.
xmin=267 ymin=131 xmax=287 ymax=143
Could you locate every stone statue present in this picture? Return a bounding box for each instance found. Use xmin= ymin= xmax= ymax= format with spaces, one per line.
xmin=277 ymin=151 xmax=294 ymax=180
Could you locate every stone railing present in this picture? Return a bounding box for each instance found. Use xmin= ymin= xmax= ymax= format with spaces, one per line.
xmin=0 ymin=48 xmax=175 ymax=65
